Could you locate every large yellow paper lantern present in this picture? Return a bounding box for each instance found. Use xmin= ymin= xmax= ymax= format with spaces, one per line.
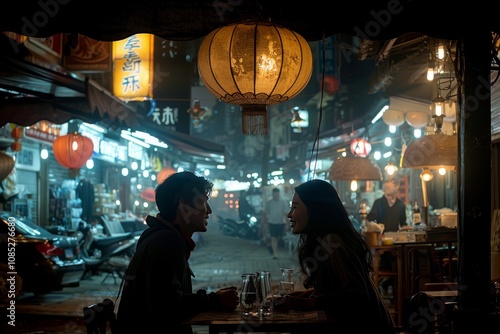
xmin=52 ymin=132 xmax=94 ymax=178
xmin=197 ymin=21 xmax=313 ymax=135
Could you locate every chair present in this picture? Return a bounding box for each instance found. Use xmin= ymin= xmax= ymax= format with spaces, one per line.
xmin=83 ymin=298 xmax=117 ymax=334
xmin=372 ymin=245 xmax=403 ymax=327
xmin=407 ymin=282 xmax=459 ymax=334
xmin=407 ymin=244 xmax=442 ymax=295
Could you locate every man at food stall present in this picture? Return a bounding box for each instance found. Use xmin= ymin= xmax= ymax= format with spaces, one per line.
xmin=366 ymin=178 xmax=407 ymax=297
xmin=367 ymin=178 xmax=407 ymax=233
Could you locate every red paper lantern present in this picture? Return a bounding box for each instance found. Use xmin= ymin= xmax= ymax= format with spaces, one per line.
xmin=140 ymin=188 xmax=156 ymax=202
xmin=157 ymin=167 xmax=176 ymax=184
xmin=350 ymin=138 xmax=372 ymax=158
xmin=320 ymin=75 xmax=340 ymax=95
xmin=0 ymin=151 xmax=15 ymax=182
xmin=10 ymin=127 xmax=23 ymax=152
xmin=52 ymin=132 xmax=94 ymax=178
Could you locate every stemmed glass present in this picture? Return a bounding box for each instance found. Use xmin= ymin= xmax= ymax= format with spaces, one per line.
xmin=239 ymin=273 xmax=259 ymax=317
xmin=256 ymin=270 xmax=273 ymax=317
xmin=279 ymin=268 xmax=295 ymax=296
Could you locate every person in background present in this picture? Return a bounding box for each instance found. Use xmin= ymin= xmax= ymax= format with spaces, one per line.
xmin=263 ymin=187 xmax=289 ymax=259
xmin=276 ymin=179 xmax=396 ymax=333
xmin=116 ymin=171 xmax=239 ymax=334
xmin=367 ymin=178 xmax=407 ymax=232
xmin=366 ymin=178 xmax=407 ymax=297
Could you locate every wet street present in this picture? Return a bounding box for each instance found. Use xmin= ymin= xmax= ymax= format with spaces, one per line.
xmin=2 ymin=227 xmax=300 ymax=334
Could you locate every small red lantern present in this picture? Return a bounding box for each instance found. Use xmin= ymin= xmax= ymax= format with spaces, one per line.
xmin=140 ymin=188 xmax=156 ymax=202
xmin=157 ymin=167 xmax=176 ymax=184
xmin=10 ymin=127 xmax=23 ymax=152
xmin=52 ymin=132 xmax=94 ymax=178
xmin=320 ymin=75 xmax=340 ymax=95
xmin=350 ymin=138 xmax=372 ymax=158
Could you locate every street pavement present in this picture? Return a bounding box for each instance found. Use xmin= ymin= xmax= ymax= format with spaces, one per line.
xmin=5 ymin=225 xmax=301 ymax=333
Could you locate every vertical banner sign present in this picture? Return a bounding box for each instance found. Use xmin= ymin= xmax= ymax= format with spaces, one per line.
xmin=152 ymin=38 xmax=191 ymax=134
xmin=317 ymin=35 xmax=336 ymax=79
xmin=113 ymin=34 xmax=154 ymax=101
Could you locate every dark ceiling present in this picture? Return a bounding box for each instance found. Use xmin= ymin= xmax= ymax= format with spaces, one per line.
xmin=2 ymin=1 xmax=499 ymax=42
xmin=1 ymin=1 xmax=499 ymax=177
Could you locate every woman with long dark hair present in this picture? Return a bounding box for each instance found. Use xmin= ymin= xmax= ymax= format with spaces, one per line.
xmin=280 ymin=179 xmax=396 ymax=333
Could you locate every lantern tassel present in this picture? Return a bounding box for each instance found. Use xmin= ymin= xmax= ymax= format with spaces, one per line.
xmin=241 ymin=104 xmax=268 ymax=135
xmin=68 ymin=168 xmax=81 ymax=179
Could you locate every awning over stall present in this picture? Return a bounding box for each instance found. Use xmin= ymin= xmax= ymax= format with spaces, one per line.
xmin=0 ymin=35 xmax=226 ymax=164
xmin=0 ymin=47 xmax=140 ymax=128
xmin=140 ymin=122 xmax=227 ymax=165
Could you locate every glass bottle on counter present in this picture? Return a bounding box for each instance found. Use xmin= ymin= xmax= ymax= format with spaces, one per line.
xmin=359 ymin=202 xmax=368 ymax=232
xmin=412 ymin=199 xmax=427 ymax=231
xmin=412 ymin=199 xmax=421 ymax=226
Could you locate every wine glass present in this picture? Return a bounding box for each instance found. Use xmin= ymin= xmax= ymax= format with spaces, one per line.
xmin=239 ymin=273 xmax=259 ymax=317
xmin=279 ymin=268 xmax=295 ymax=296
xmin=256 ymin=270 xmax=273 ymax=317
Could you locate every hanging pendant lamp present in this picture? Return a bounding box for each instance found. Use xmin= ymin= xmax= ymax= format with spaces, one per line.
xmin=197 ymin=21 xmax=313 ymax=135
xmin=402 ymin=133 xmax=457 ymax=170
xmin=328 ymin=156 xmax=383 ymax=181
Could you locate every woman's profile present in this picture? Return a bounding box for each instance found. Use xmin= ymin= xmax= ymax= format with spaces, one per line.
xmin=281 ymin=179 xmax=396 ymax=333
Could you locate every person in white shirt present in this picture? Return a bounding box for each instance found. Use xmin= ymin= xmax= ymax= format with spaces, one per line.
xmin=264 ymin=188 xmax=289 ymax=259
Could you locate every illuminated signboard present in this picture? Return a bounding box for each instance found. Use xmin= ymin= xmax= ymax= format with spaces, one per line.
xmin=113 ymin=34 xmax=154 ymax=101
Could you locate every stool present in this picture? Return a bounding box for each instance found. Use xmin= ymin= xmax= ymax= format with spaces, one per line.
xmin=372 ymin=245 xmax=403 ymax=326
xmin=432 ymin=243 xmax=458 ymax=282
xmin=407 ymin=244 xmax=441 ymax=295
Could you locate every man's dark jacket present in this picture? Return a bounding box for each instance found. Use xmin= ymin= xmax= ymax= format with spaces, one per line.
xmin=116 ymin=214 xmax=221 ymax=333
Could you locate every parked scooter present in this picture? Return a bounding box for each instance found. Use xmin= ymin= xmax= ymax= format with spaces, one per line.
xmin=76 ymin=222 xmax=137 ymax=278
xmin=217 ymin=214 xmax=260 ymax=240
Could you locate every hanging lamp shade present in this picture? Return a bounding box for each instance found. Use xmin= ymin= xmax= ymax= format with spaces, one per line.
xmin=406 ymin=111 xmax=430 ymax=128
xmin=328 ymin=156 xmax=383 ymax=181
xmin=52 ymin=132 xmax=94 ymax=178
xmin=382 ymin=109 xmax=405 ymax=126
xmin=197 ymin=21 xmax=313 ymax=135
xmin=0 ymin=151 xmax=15 ymax=182
xmin=402 ymin=134 xmax=457 ymax=170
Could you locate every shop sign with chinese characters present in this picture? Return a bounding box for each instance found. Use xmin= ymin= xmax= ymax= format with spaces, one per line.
xmin=113 ymin=34 xmax=154 ymax=101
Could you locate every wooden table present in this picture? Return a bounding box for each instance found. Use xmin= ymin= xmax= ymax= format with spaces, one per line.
xmin=424 ymin=290 xmax=459 ymax=299
xmin=184 ymin=309 xmax=335 ymax=334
